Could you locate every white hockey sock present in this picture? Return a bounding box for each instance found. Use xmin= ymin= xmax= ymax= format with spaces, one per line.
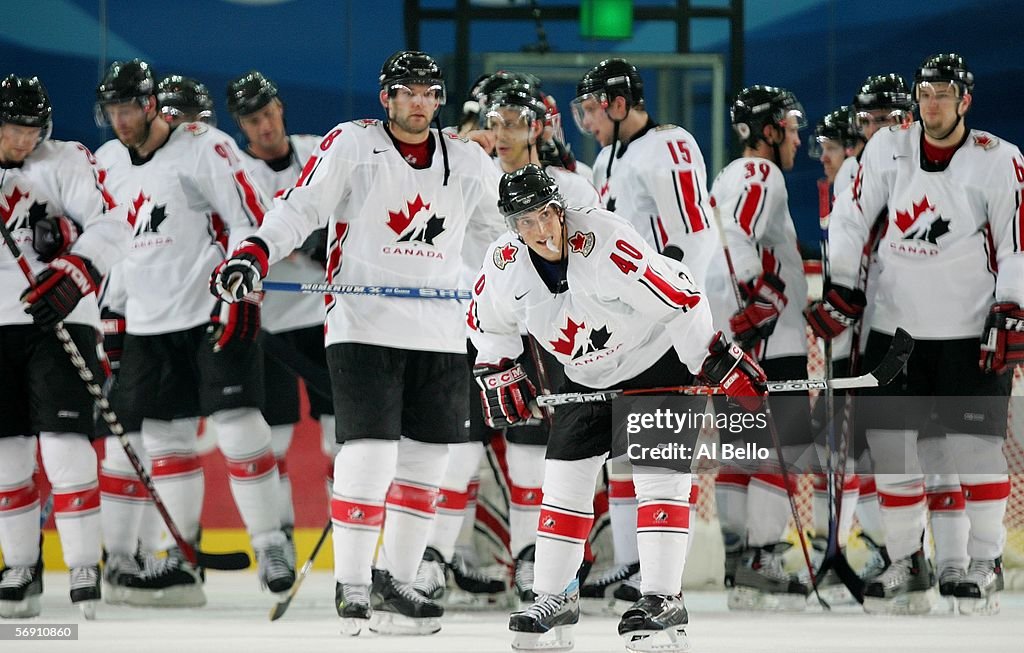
xmin=100 ymin=431 xmax=149 ymax=555
xmin=925 ymin=475 xmax=969 ymax=569
xmin=746 ymin=473 xmax=793 ymax=547
xmin=332 ymin=440 xmax=397 ymax=586
xmin=633 ymin=468 xmax=690 ymax=595
xmin=144 ymin=418 xmax=203 ymax=544
xmin=714 ymin=468 xmax=749 ymax=548
xmin=428 ymin=442 xmax=484 ymax=561
xmin=507 ymin=442 xmax=545 ymax=559
xmin=454 ymin=476 xmax=480 ymax=553
xmin=962 ymin=475 xmax=1010 ymax=560
xmin=0 ymin=436 xmax=41 ymax=566
xmin=607 ymin=459 xmax=639 ymax=566
xmin=40 ymin=433 xmax=101 ymax=568
xmin=138 ymin=502 xmax=169 ymax=553
xmin=875 ymin=474 xmax=927 ymax=560
xmin=212 ymin=408 xmax=281 ymax=539
xmin=270 ymin=424 xmax=295 ymax=530
xmin=377 ymin=440 xmax=449 ymax=583
xmin=532 ymin=455 xmax=604 ymax=596
xmin=856 ymin=475 xmax=885 ymax=543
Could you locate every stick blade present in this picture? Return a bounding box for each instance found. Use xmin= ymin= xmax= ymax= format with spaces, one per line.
xmin=269 ymin=595 xmax=293 ymax=621
xmin=872 ymin=327 xmax=914 ymax=387
xmin=198 ymin=550 xmax=252 ymax=570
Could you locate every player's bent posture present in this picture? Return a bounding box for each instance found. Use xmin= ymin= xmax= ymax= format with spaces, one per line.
xmin=0 ymin=74 xmax=130 ymax=619
xmin=468 ymin=164 xmax=767 ymax=652
xmin=808 ymin=53 xmax=1024 ymax=616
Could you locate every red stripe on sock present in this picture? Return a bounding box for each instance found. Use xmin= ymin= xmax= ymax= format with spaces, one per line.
xmin=860 ymin=477 xmax=877 ymax=497
xmin=510 ymin=485 xmax=543 ymax=506
xmin=436 ymin=487 xmax=470 ymax=512
xmin=331 ymin=497 xmax=385 ymax=527
xmin=99 ymin=470 xmax=148 ymax=501
xmin=608 ymin=478 xmax=636 ymax=499
xmin=276 ymin=456 xmax=288 ymax=478
xmin=716 ymin=471 xmax=750 ymax=488
xmin=962 ymin=480 xmax=1011 ymax=502
xmin=54 ymin=485 xmax=100 ymax=514
xmin=386 ymin=481 xmax=438 ymax=515
xmin=927 ymin=489 xmax=966 ymax=512
xmin=537 ymin=506 xmax=593 ymax=542
xmin=752 ymin=472 xmax=794 ymax=493
xmin=152 ymin=454 xmax=203 ymax=479
xmin=878 ymin=491 xmax=925 ymax=508
xmin=224 ymin=450 xmax=277 ymax=480
xmin=466 ymin=479 xmax=480 ymax=502
xmin=637 ymin=501 xmax=690 ymax=530
xmin=689 ymin=484 xmax=700 ymax=505
xmin=0 ymin=482 xmax=38 ymax=512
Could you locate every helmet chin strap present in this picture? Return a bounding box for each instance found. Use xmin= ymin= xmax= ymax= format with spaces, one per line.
xmin=932 ymin=108 xmax=964 ymax=142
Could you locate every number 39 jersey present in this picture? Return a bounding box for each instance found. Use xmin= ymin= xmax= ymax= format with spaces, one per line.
xmin=468 ymin=207 xmax=715 ymax=388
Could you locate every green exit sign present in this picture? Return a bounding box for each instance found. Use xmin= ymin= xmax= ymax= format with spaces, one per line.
xmin=580 ymin=0 xmax=633 ymax=40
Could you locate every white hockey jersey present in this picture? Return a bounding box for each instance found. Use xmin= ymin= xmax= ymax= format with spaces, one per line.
xmin=830 ymin=122 xmax=1024 ymax=339
xmin=255 ymin=119 xmax=505 ymax=354
xmin=468 ymin=207 xmax=715 ymax=388
xmin=709 ymin=157 xmax=808 ymax=359
xmin=1 ymin=139 xmax=130 ymax=328
xmin=834 ymin=155 xmax=859 ymax=195
xmin=96 ymin=122 xmax=267 ymax=335
xmin=240 ymin=134 xmax=326 ymax=333
xmin=592 ymin=122 xmax=718 ymax=288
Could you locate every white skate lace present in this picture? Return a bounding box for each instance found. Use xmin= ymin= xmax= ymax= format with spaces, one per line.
xmin=619 ymin=570 xmax=642 ymax=591
xmin=70 ymin=565 xmax=99 ymax=591
xmin=0 ymin=566 xmax=34 ymax=589
xmin=873 ymin=557 xmax=912 ymax=590
xmin=515 ymin=559 xmax=535 ymax=592
xmin=340 ymin=583 xmax=370 ymax=606
xmin=411 ymin=558 xmax=446 ymax=596
xmin=756 ymin=550 xmax=795 ymax=583
xmin=521 ymin=593 xmax=567 ymax=620
xmin=395 ymin=577 xmax=438 ymax=605
xmin=256 ymin=543 xmax=293 ymax=585
xmin=452 ymin=553 xmax=499 ymax=583
xmin=937 ymin=566 xmax=965 ymax=584
xmin=104 ymin=553 xmax=141 ymax=580
xmin=585 ymin=563 xmax=635 ymax=588
xmin=963 ymin=559 xmax=997 ymax=586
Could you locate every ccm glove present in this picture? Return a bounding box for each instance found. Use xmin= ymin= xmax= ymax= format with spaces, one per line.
xmin=699 ymin=331 xmax=768 ymax=412
xmin=729 ymin=273 xmax=787 ymax=350
xmin=474 ymin=359 xmax=541 ymax=429
xmin=805 ymin=284 xmax=866 ymax=340
xmin=100 ymin=308 xmax=126 ymax=371
xmin=979 ymin=302 xmax=1024 ymax=374
xmin=20 ymin=254 xmax=99 ymax=328
xmin=210 ymin=237 xmax=270 ymax=303
xmin=32 ymin=215 xmax=81 ymax=262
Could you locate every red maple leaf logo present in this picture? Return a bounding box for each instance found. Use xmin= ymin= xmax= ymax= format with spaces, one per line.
xmin=894 ymin=196 xmax=934 ymax=233
xmin=127 ymin=191 xmax=150 ymax=227
xmin=549 ymin=316 xmax=586 ymax=357
xmin=499 ymin=243 xmax=517 ymax=263
xmin=0 ymin=187 xmax=28 ymax=223
xmin=387 ymin=194 xmax=430 ymax=236
xmin=568 ymin=231 xmax=587 ymax=252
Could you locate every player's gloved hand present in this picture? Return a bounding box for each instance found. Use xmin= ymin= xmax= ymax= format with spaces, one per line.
xmin=979 ymin=302 xmax=1024 ymax=374
xmin=729 ymin=273 xmax=787 ymax=350
xmin=32 ymin=215 xmax=82 ymax=262
xmin=20 ymin=254 xmax=99 ymax=328
xmin=210 ymin=237 xmax=270 ymax=303
xmin=805 ymin=284 xmax=866 ymax=340
xmin=473 ymin=359 xmax=542 ymax=429
xmin=101 ymin=308 xmax=126 ymax=371
xmin=699 ymin=331 xmax=768 ymax=412
xmin=208 ymin=293 xmax=262 ymax=353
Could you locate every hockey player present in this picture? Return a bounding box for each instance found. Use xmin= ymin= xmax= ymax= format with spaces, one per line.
xmin=0 ymin=74 xmax=130 ymax=618
xmin=469 ymin=164 xmax=767 ymax=651
xmin=709 ymin=85 xmax=812 ymax=611
xmin=93 ymin=59 xmax=294 ymax=606
xmin=808 ymin=53 xmax=1022 ymax=616
xmin=156 ymin=75 xmax=215 ymax=127
xmin=226 ymin=69 xmax=334 ymax=566
xmin=811 ymin=106 xmax=858 ymax=186
xmin=210 ymin=51 xmax=505 ymax=636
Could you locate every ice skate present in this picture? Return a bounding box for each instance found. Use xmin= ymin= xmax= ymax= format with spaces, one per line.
xmin=863 ymin=549 xmax=935 ymax=615
xmin=954 ymin=558 xmax=1003 ymax=616
xmin=936 ymin=565 xmax=965 ymax=613
xmin=808 ymin=538 xmax=855 ymax=605
xmin=722 ymin=532 xmax=744 ymax=588
xmin=369 ymin=568 xmax=443 ymax=635
xmin=580 ymin=561 xmax=639 ymax=615
xmin=336 ymin=581 xmax=371 ymax=635
xmin=729 ymin=543 xmax=809 ymax=612
xmin=617 ymin=593 xmax=690 ymax=653
xmin=0 ymin=558 xmax=43 ymax=619
xmin=255 ymin=533 xmax=295 ymax=594
xmin=70 ymin=564 xmax=101 ymax=620
xmin=411 ymin=546 xmax=447 ymax=601
xmin=857 ymin=533 xmax=889 ymax=581
xmin=515 ymin=545 xmax=537 ymax=606
xmin=509 ymin=582 xmax=579 ymax=651
xmin=103 ymin=552 xmax=141 ymax=605
xmin=445 ymin=551 xmax=508 ymax=608
xmin=124 ymin=546 xmax=206 ymax=607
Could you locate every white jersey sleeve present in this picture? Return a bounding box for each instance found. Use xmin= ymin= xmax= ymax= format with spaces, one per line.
xmin=548 ymin=166 xmax=600 ymax=209
xmin=833 ymin=155 xmax=859 ymax=195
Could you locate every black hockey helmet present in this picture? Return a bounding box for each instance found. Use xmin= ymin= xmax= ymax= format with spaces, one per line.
xmin=226 ymin=70 xmax=279 ymax=118
xmin=574 ymin=58 xmax=644 ymax=108
xmin=497 ymin=163 xmax=564 ymax=231
xmin=379 ymin=51 xmax=446 ymax=105
xmin=94 ymin=59 xmax=155 ymax=126
xmin=853 ymin=74 xmax=913 ymax=112
xmin=0 ymin=74 xmax=52 ymax=142
xmin=157 ymin=75 xmax=215 ymax=124
xmin=730 ymin=85 xmax=806 ymax=147
xmin=486 ymin=82 xmax=549 ymax=128
xmin=462 ymin=71 xmax=541 ymax=128
xmin=809 ymin=105 xmax=856 ymax=158
xmin=914 ymin=52 xmax=974 ymax=99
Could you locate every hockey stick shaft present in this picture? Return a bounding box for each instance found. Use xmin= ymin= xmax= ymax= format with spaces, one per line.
xmin=262 ymin=280 xmax=470 ymax=301
xmin=0 ymin=217 xmax=248 ymax=571
xmin=269 ymin=519 xmax=333 ymax=621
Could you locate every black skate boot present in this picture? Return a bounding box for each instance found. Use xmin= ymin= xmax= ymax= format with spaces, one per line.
xmin=255 ymin=532 xmax=295 ymax=594
xmin=514 ymin=544 xmax=536 ymax=605
xmin=446 ymin=551 xmax=507 ymax=608
xmin=509 ymin=581 xmax=579 ymax=651
xmin=70 ymin=564 xmax=101 ymax=620
xmin=730 ymin=543 xmax=809 ymax=612
xmin=580 ymin=561 xmax=640 ymax=615
xmin=103 ymin=551 xmax=141 ymax=605
xmin=369 ymin=568 xmax=443 ymax=635
xmin=411 ymin=546 xmax=447 ymax=601
xmin=617 ymin=593 xmax=690 ymax=653
xmin=612 ymin=570 xmax=643 ymax=606
xmin=722 ymin=531 xmax=744 ymax=588
xmin=0 ymin=558 xmax=43 ymax=618
xmin=125 ymin=546 xmax=206 ymax=607
xmin=936 ymin=563 xmax=965 ymax=612
xmin=863 ymin=549 xmax=935 ymax=615
xmin=335 ymin=581 xmax=371 ymax=635
xmin=954 ymin=557 xmax=1003 ymax=616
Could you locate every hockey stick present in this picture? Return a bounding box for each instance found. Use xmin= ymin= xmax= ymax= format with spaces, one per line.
xmin=535 ymin=328 xmax=912 ymax=407
xmin=262 ymin=280 xmax=470 ymax=301
xmin=269 ymin=519 xmax=332 ymax=621
xmin=0 ymin=218 xmax=249 ymax=571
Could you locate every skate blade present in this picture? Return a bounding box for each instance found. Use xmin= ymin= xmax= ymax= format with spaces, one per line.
xmin=957 ymin=594 xmax=1000 ymax=616
xmin=817 ymin=584 xmax=857 ymax=606
xmin=368 ymin=611 xmax=441 ymax=636
xmin=934 ymin=594 xmax=958 ymax=614
xmin=103 ymin=582 xmax=130 ymax=605
xmin=0 ymin=595 xmax=41 ymax=619
xmin=339 ymin=616 xmax=369 ymax=636
xmin=77 ymin=599 xmax=99 ymax=620
xmin=444 ymin=587 xmax=512 ymax=611
xmin=122 ymin=585 xmax=207 ymax=608
xmin=511 ymin=626 xmax=574 ymax=651
xmin=728 ymin=587 xmax=806 ymax=612
xmin=623 ymin=626 xmax=691 ymax=653
xmin=863 ymin=589 xmax=935 ymax=616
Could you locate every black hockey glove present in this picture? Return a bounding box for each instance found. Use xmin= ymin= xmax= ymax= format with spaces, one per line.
xmin=101 ymin=308 xmax=126 ymax=372
xmin=21 ymin=254 xmax=99 ymax=328
xmin=699 ymin=331 xmax=768 ymax=412
xmin=208 ymin=293 xmax=262 ymax=354
xmin=210 ymin=237 xmax=270 ymax=302
xmin=473 ymin=359 xmax=542 ymax=429
xmin=729 ymin=273 xmax=787 ymax=350
xmin=805 ymin=284 xmax=866 ymax=341
xmin=33 ymin=215 xmax=82 ymax=262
